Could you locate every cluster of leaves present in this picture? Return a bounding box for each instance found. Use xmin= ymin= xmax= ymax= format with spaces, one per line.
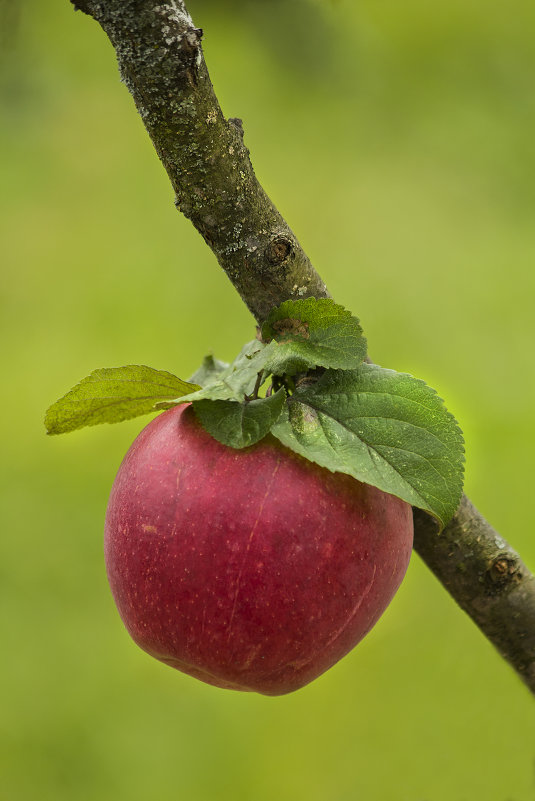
xmin=45 ymin=298 xmax=464 ymax=529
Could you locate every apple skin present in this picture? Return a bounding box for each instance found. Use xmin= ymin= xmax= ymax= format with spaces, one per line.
xmin=104 ymin=404 xmax=413 ymax=695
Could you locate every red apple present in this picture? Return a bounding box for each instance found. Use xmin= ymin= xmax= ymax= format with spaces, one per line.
xmin=104 ymin=404 xmax=413 ymax=695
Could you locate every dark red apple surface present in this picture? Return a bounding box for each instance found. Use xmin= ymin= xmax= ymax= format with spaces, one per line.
xmin=104 ymin=405 xmax=413 ymax=695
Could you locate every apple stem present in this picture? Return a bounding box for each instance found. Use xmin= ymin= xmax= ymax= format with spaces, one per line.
xmin=251 ymin=371 xmax=265 ymax=401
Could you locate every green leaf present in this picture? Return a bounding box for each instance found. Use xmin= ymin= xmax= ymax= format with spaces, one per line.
xmin=261 ymin=297 xmax=367 ymax=375
xmin=159 ymin=340 xmax=269 ymax=406
xmin=271 ymin=364 xmax=464 ymax=528
xmin=45 ymin=366 xmax=200 ymax=435
xmin=193 ymin=388 xmax=286 ymax=448
xmin=189 ymin=354 xmax=228 ymax=386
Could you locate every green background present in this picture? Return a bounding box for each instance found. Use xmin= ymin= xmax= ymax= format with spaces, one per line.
xmin=1 ymin=1 xmax=534 ymax=799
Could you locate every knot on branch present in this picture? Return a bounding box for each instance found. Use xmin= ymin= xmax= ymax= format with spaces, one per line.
xmin=485 ymin=555 xmax=523 ymax=594
xmin=182 ymin=27 xmax=203 ymax=52
xmin=229 ymin=118 xmax=245 ymax=141
xmin=70 ymin=0 xmax=90 ymax=13
xmin=265 ymin=236 xmax=295 ymax=268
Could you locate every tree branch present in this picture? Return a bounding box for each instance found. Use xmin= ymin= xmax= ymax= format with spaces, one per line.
xmin=414 ymin=498 xmax=535 ymax=691
xmin=71 ymin=0 xmax=328 ymax=323
xmin=71 ymin=0 xmax=535 ymax=693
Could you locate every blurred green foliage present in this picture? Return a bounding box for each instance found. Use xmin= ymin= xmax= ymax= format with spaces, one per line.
xmin=1 ymin=0 xmax=534 ymax=799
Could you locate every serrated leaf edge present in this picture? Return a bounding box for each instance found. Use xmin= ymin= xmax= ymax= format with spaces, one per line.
xmin=272 ymin=367 xmax=464 ymax=529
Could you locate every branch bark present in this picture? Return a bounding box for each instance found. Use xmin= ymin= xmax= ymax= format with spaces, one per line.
xmin=71 ymin=0 xmax=327 ymax=322
xmin=71 ymin=0 xmax=535 ymax=693
xmin=414 ymin=499 xmax=535 ymax=691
